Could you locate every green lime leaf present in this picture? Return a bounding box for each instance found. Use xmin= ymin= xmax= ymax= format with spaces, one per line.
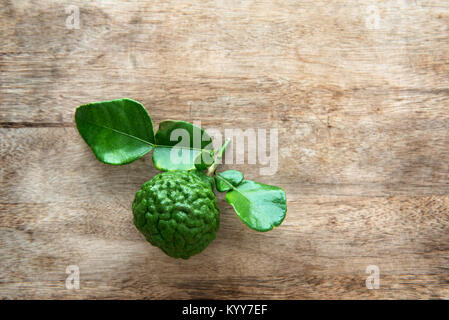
xmin=152 ymin=120 xmax=213 ymax=171
xmin=222 ymin=179 xmax=287 ymax=232
xmin=75 ymin=98 xmax=155 ymax=165
xmin=215 ymin=170 xmax=244 ymax=192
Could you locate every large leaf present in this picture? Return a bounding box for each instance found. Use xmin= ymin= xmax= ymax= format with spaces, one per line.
xmin=75 ymin=98 xmax=155 ymax=165
xmin=221 ymin=178 xmax=287 ymax=232
xmin=152 ymin=120 xmax=213 ymax=171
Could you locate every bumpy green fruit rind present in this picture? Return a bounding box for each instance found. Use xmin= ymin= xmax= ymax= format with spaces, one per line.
xmin=132 ymin=170 xmax=220 ymax=259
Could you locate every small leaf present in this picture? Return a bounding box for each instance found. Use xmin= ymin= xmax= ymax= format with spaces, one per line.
xmin=75 ymin=98 xmax=155 ymax=165
xmin=215 ymin=170 xmax=244 ymax=192
xmin=194 ymin=149 xmax=215 ymax=171
xmin=224 ymin=180 xmax=287 ymax=232
xmin=152 ymin=120 xmax=213 ymax=171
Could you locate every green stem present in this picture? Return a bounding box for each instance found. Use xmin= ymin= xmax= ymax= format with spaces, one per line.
xmin=207 ymin=138 xmax=231 ymax=176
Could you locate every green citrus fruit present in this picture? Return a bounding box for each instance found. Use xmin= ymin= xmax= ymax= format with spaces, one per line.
xmin=132 ymin=170 xmax=220 ymax=259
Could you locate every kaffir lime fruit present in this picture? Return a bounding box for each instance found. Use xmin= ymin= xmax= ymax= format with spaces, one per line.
xmin=132 ymin=170 xmax=220 ymax=259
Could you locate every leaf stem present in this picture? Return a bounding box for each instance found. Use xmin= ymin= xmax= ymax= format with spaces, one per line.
xmin=207 ymin=138 xmax=231 ymax=176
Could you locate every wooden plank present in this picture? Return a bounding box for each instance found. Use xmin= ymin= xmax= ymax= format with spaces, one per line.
xmin=1 ymin=127 xmax=448 ymax=197
xmin=0 ymin=197 xmax=448 ymax=299
xmin=1 ymin=1 xmax=449 ymax=124
xmin=1 ymin=0 xmax=449 ymax=299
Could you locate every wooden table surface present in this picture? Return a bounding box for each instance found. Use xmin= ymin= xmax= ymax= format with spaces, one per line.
xmin=1 ymin=0 xmax=448 ymax=299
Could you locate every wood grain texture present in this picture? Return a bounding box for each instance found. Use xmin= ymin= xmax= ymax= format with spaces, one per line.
xmin=0 ymin=0 xmax=448 ymax=299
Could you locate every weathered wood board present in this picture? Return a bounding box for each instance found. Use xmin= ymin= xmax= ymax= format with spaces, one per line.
xmin=0 ymin=0 xmax=448 ymax=299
